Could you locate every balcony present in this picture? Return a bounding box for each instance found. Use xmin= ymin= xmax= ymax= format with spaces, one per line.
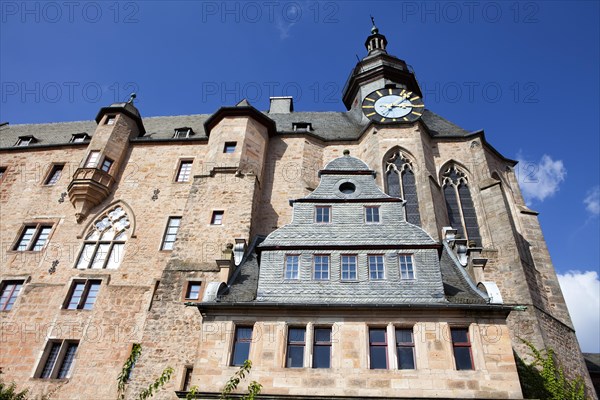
xmin=67 ymin=168 xmax=116 ymax=222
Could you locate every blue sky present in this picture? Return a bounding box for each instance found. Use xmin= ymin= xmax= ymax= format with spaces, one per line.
xmin=1 ymin=1 xmax=599 ymax=351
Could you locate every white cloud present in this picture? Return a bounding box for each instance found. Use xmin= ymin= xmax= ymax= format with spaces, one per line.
xmin=584 ymin=186 xmax=600 ymax=216
xmin=558 ymin=270 xmax=600 ymax=352
xmin=516 ymin=154 xmax=566 ymax=204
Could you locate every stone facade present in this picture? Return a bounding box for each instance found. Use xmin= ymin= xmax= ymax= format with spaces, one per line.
xmin=0 ymin=25 xmax=594 ymax=400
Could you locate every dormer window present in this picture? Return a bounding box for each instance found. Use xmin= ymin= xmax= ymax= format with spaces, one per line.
xmin=173 ymin=127 xmax=194 ymax=139
xmin=15 ymin=136 xmax=37 ymax=147
xmin=315 ymin=206 xmax=331 ymax=223
xmin=70 ymin=133 xmax=89 ymax=143
xmin=105 ymin=116 xmax=116 ymax=125
xmin=365 ymin=206 xmax=380 ymax=223
xmin=292 ymin=122 xmax=312 ymax=132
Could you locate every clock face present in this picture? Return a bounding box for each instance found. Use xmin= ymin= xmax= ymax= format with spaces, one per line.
xmin=362 ymin=88 xmax=425 ymax=123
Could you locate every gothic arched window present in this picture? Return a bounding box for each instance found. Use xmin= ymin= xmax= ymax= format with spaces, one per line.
xmin=76 ymin=206 xmax=130 ymax=269
xmin=385 ymin=150 xmax=421 ymax=226
xmin=442 ymin=166 xmax=481 ymax=247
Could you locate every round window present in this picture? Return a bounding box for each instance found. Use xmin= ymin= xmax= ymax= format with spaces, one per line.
xmin=339 ymin=182 xmax=356 ymax=194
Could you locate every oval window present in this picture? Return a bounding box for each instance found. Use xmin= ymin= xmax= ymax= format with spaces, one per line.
xmin=339 ymin=182 xmax=356 ymax=194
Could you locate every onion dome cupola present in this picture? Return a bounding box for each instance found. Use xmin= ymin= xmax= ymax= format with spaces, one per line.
xmin=343 ymin=19 xmax=423 ymax=123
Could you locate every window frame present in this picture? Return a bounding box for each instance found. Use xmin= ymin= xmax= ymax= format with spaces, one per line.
xmin=63 ymin=279 xmax=101 ymax=310
xmin=173 ymin=128 xmax=193 ymax=139
xmin=284 ymin=254 xmax=300 ymax=280
xmin=101 ymin=158 xmax=113 ymax=173
xmin=451 ymin=327 xmax=474 ymax=370
xmin=313 ymin=254 xmax=330 ymax=281
xmin=314 ymin=206 xmax=331 ymax=224
xmin=75 ymin=206 xmax=129 ymax=270
xmin=175 ymin=159 xmax=193 ymax=183
xmin=312 ymin=327 xmax=332 ymax=369
xmin=35 ymin=339 xmax=79 ymax=380
xmin=44 ymin=164 xmax=65 ymax=186
xmin=12 ymin=223 xmax=54 ymax=252
xmin=85 ymin=151 xmax=100 ymax=168
xmin=223 ymin=142 xmax=237 ymax=154
xmin=70 ymin=133 xmax=89 ymax=143
xmin=183 ymin=281 xmax=202 ymax=301
xmin=160 ymin=216 xmax=182 ymax=251
xmin=230 ymin=325 xmax=253 ymax=366
xmin=368 ymin=327 xmax=389 ymax=370
xmin=399 ymin=254 xmax=416 ymax=280
xmin=365 ymin=206 xmax=381 ymax=223
xmin=210 ymin=210 xmax=224 ymax=225
xmin=0 ymin=280 xmax=25 ymax=311
xmin=368 ymin=254 xmax=385 ymax=281
xmin=395 ymin=327 xmax=416 ymax=370
xmin=181 ymin=366 xmax=194 ymax=391
xmin=286 ymin=326 xmax=306 ymax=368
xmin=340 ymin=254 xmax=358 ymax=281
xmin=105 ymin=115 xmax=116 ymax=125
xmin=15 ymin=136 xmax=36 ymax=146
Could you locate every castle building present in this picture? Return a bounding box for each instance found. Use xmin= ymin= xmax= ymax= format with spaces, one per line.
xmin=0 ymin=23 xmax=595 ymax=399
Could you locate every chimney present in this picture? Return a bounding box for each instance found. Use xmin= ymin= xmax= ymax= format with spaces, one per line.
xmin=269 ymin=96 xmax=294 ymax=114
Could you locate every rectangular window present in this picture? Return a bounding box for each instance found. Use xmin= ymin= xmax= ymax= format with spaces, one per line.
xmin=341 ymin=255 xmax=357 ymax=281
xmin=45 ymin=165 xmax=64 ymax=185
xmin=211 ymin=211 xmax=224 ymax=225
xmin=0 ymin=280 xmax=24 ymax=311
xmin=223 ymin=142 xmax=237 ymax=153
xmin=365 ymin=206 xmax=380 ymax=223
xmin=369 ymin=328 xmax=388 ymax=369
xmin=16 ymin=136 xmax=35 ymax=146
xmin=70 ymin=133 xmax=89 ymax=143
xmin=14 ymin=224 xmax=52 ymax=252
xmin=286 ymin=327 xmax=305 ymax=368
xmin=101 ymin=158 xmax=113 ymax=173
xmin=105 ymin=116 xmax=115 ymax=125
xmin=396 ymin=328 xmax=415 ymax=369
xmin=399 ymin=254 xmax=415 ymax=280
xmin=161 ymin=217 xmax=181 ymax=250
xmin=284 ymin=255 xmax=299 ymax=280
xmin=38 ymin=340 xmax=79 ymax=379
xmin=173 ymin=128 xmax=192 ymax=138
xmin=64 ymin=280 xmax=100 ymax=310
xmin=368 ymin=255 xmax=385 ymax=280
xmin=85 ymin=151 xmax=100 ymax=168
xmin=185 ymin=282 xmax=201 ymax=300
xmin=451 ymin=328 xmax=473 ymax=370
xmin=182 ymin=367 xmax=193 ymax=391
xmin=231 ymin=326 xmax=253 ymax=366
xmin=313 ymin=255 xmax=330 ymax=280
xmin=176 ymin=160 xmax=193 ymax=182
xmin=313 ymin=327 xmax=332 ymax=368
xmin=315 ymin=206 xmax=331 ymax=223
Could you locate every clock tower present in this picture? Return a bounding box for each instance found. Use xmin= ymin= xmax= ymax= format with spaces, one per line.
xmin=343 ymin=19 xmax=423 ymax=124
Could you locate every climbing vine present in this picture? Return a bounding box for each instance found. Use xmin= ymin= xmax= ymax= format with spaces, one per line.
xmin=117 ymin=343 xmax=141 ymax=399
xmin=517 ymin=338 xmax=587 ymax=400
xmin=137 ymin=367 xmax=174 ymax=400
xmin=219 ymin=360 xmax=262 ymax=400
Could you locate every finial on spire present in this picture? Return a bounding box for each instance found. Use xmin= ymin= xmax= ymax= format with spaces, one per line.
xmin=370 ymin=15 xmax=378 ymax=34
xmin=127 ymin=93 xmax=136 ymax=104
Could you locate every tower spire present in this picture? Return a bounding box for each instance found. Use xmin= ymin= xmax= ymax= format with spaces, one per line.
xmin=365 ymin=16 xmax=387 ymax=55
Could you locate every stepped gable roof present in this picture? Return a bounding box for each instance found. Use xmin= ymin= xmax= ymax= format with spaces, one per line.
xmin=0 ymin=108 xmax=472 ymax=149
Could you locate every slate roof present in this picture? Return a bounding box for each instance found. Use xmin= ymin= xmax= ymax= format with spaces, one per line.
xmin=323 ymin=154 xmax=371 ymax=171
xmin=218 ymin=240 xmax=487 ymax=305
xmin=0 ymin=108 xmax=471 ymax=149
xmin=439 ymin=242 xmax=487 ymax=304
